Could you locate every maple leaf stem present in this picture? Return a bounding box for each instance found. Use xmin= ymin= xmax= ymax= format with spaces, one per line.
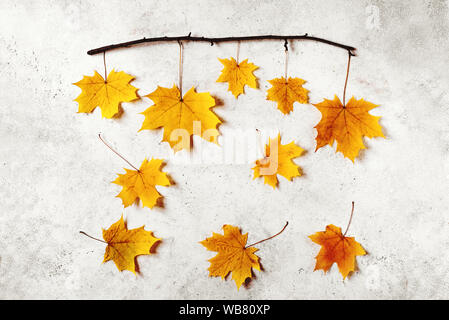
xmin=178 ymin=41 xmax=183 ymax=98
xmin=87 ymin=34 xmax=357 ymax=56
xmin=255 ymin=129 xmax=268 ymax=161
xmin=342 ymin=52 xmax=351 ymax=107
xmin=284 ymin=43 xmax=289 ymax=79
xmin=79 ymin=231 xmax=107 ymax=244
xmin=236 ymin=41 xmax=240 ymax=64
xmin=246 ymin=221 xmax=289 ymax=248
xmin=98 ymin=133 xmax=140 ymax=171
xmin=343 ymin=201 xmax=355 ymax=236
xmin=103 ymin=51 xmax=107 ymax=81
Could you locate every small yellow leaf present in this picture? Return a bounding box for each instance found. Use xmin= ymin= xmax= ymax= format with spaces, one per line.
xmin=266 ymin=76 xmax=309 ymax=114
xmin=309 ymin=224 xmax=366 ymax=279
xmin=112 ymin=158 xmax=171 ymax=210
xmin=313 ymin=95 xmax=385 ymax=161
xmin=200 ymin=225 xmax=261 ymax=290
xmin=102 ymin=215 xmax=160 ymax=274
xmin=216 ymin=57 xmax=258 ymax=98
xmin=252 ymin=134 xmax=304 ymax=189
xmin=139 ymin=85 xmax=221 ymax=152
xmin=73 ymin=70 xmax=139 ymax=118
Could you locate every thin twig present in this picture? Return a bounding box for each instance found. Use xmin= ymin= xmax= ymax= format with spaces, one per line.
xmin=342 ymin=52 xmax=351 ymax=107
xmin=98 ymin=133 xmax=139 ymax=171
xmin=246 ymin=221 xmax=289 ymax=248
xmin=343 ymin=201 xmax=355 ymax=236
xmin=79 ymin=231 xmax=107 ymax=244
xmin=87 ymin=34 xmax=357 ymax=56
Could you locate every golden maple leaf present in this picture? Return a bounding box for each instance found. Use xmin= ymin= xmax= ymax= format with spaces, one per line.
xmin=102 ymin=215 xmax=160 ymax=274
xmin=73 ymin=70 xmax=139 ymax=118
xmin=252 ymin=134 xmax=304 ymax=189
xmin=139 ymin=85 xmax=221 ymax=152
xmin=112 ymin=158 xmax=171 ymax=209
xmin=266 ymin=76 xmax=309 ymax=114
xmin=216 ymin=57 xmax=258 ymax=98
xmin=200 ymin=225 xmax=261 ymax=290
xmin=313 ymin=95 xmax=384 ymax=161
xmin=309 ymin=224 xmax=366 ymax=279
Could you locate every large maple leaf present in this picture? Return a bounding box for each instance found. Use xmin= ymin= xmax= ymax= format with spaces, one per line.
xmin=216 ymin=57 xmax=258 ymax=98
xmin=313 ymin=95 xmax=384 ymax=161
xmin=139 ymin=85 xmax=221 ymax=152
xmin=102 ymin=215 xmax=160 ymax=274
xmin=266 ymin=76 xmax=309 ymax=114
xmin=252 ymin=134 xmax=304 ymax=189
xmin=73 ymin=70 xmax=139 ymax=118
xmin=112 ymin=158 xmax=171 ymax=209
xmin=200 ymin=225 xmax=261 ymax=290
xmin=309 ymin=224 xmax=366 ymax=279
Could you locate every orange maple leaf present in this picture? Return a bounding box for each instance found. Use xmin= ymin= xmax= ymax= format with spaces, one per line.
xmin=200 ymin=225 xmax=261 ymax=289
xmin=101 ymin=215 xmax=160 ymax=274
xmin=73 ymin=70 xmax=139 ymax=118
xmin=266 ymin=76 xmax=309 ymax=114
xmin=216 ymin=57 xmax=258 ymax=98
xmin=313 ymin=95 xmax=384 ymax=161
xmin=139 ymin=85 xmax=221 ymax=152
xmin=112 ymin=158 xmax=171 ymax=209
xmin=309 ymin=224 xmax=366 ymax=279
xmin=252 ymin=134 xmax=304 ymax=189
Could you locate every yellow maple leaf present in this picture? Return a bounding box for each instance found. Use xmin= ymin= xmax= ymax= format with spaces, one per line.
xmin=216 ymin=57 xmax=258 ymax=98
xmin=139 ymin=85 xmax=221 ymax=152
xmin=200 ymin=224 xmax=261 ymax=290
xmin=73 ymin=70 xmax=139 ymax=118
xmin=266 ymin=76 xmax=309 ymax=114
xmin=112 ymin=158 xmax=171 ymax=209
xmin=102 ymin=215 xmax=160 ymax=274
xmin=309 ymin=224 xmax=366 ymax=279
xmin=252 ymin=134 xmax=304 ymax=189
xmin=313 ymin=95 xmax=385 ymax=161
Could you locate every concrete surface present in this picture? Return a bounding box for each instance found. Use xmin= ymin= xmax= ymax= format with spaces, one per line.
xmin=1 ymin=0 xmax=449 ymax=299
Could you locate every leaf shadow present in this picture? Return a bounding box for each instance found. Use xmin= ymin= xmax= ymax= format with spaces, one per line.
xmin=211 ymin=95 xmax=226 ymax=125
xmin=111 ymin=92 xmax=141 ymax=120
xmin=355 ymin=116 xmax=388 ymax=162
xmin=355 ymin=249 xmax=369 ymax=273
xmin=242 ymin=261 xmax=264 ymax=290
xmin=132 ymin=236 xmax=162 ymax=277
xmin=150 ymin=238 xmax=162 ymax=254
xmin=112 ymin=105 xmax=125 ymax=119
xmin=134 ymin=258 xmax=141 ymax=275
xmin=347 ymin=249 xmax=369 ymax=279
xmin=297 ymin=148 xmax=308 ymax=177
xmin=155 ymin=197 xmax=165 ymax=209
xmin=160 ymin=160 xmax=177 ymax=186
xmin=193 ymin=95 xmax=226 ymax=148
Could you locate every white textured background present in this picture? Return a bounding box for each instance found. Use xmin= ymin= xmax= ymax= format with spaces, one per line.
xmin=1 ymin=0 xmax=449 ymax=299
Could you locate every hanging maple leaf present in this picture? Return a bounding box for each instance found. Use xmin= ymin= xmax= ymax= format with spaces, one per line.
xmin=102 ymin=215 xmax=160 ymax=274
xmin=113 ymin=158 xmax=171 ymax=209
xmin=309 ymin=224 xmax=366 ymax=279
xmin=266 ymin=77 xmax=309 ymax=114
xmin=200 ymin=225 xmax=261 ymax=290
xmin=252 ymin=134 xmax=304 ymax=189
xmin=139 ymin=85 xmax=221 ymax=152
xmin=73 ymin=70 xmax=139 ymax=118
xmin=216 ymin=57 xmax=258 ymax=98
xmin=313 ymin=95 xmax=384 ymax=161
